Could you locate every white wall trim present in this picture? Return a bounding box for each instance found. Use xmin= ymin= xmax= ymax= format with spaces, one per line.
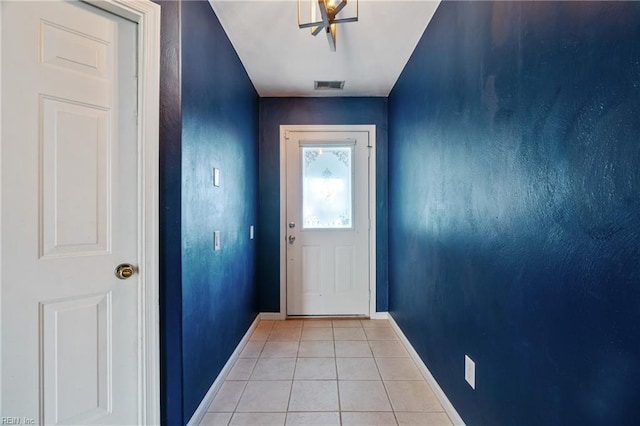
xmin=95 ymin=2 xmax=162 ymax=424
xmin=279 ymin=125 xmax=377 ymax=319
xmin=187 ymin=315 xmax=261 ymax=426
xmin=388 ymin=314 xmax=466 ymax=426
xmin=260 ymin=312 xmax=283 ymax=320
xmin=279 ymin=126 xmax=288 ymax=320
xmin=370 ymin=311 xmax=389 ymax=320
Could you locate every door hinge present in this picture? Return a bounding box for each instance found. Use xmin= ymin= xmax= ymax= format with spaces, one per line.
xmin=285 ymin=130 xmax=291 ymax=140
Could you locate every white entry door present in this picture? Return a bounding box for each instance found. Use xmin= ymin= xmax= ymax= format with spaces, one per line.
xmin=1 ymin=1 xmax=140 ymax=424
xmin=285 ymin=129 xmax=373 ymax=316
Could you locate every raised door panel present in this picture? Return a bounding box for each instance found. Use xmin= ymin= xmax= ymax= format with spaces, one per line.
xmin=40 ymin=97 xmax=111 ymax=258
xmin=334 ymin=246 xmax=354 ymax=293
xmin=40 ymin=20 xmax=110 ymax=79
xmin=41 ymin=293 xmax=112 ymax=424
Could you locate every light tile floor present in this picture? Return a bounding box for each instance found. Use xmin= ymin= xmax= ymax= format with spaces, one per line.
xmin=200 ymin=319 xmax=453 ymax=426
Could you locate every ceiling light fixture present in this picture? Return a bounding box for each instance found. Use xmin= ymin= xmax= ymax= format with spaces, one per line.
xmin=298 ymin=0 xmax=358 ymax=52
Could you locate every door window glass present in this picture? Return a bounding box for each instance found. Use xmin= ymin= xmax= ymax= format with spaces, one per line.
xmin=301 ymin=146 xmax=353 ymax=229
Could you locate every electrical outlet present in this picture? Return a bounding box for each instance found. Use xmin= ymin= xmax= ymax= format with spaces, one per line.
xmin=250 ymin=225 xmax=254 ymax=240
xmin=465 ymin=355 xmax=475 ymax=389
xmin=213 ymin=168 xmax=220 ymax=187
xmin=213 ymin=231 xmax=220 ymax=251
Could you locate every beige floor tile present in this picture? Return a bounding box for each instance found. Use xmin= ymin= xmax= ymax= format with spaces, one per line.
xmin=376 ymin=358 xmax=422 ymax=381
xmin=251 ymin=358 xmax=296 ymax=380
xmin=229 ymin=412 xmax=286 ymax=426
xmin=297 ymin=341 xmax=335 ymax=358
xmin=338 ymin=381 xmax=392 ymax=412
xmin=395 ymin=412 xmax=453 ymax=426
xmin=384 ymin=381 xmax=442 ymax=412
xmin=273 ymin=320 xmax=304 ymax=328
xmin=360 ymin=319 xmax=391 ymax=328
xmin=269 ymin=328 xmax=302 ymax=342
xmin=236 ymin=381 xmax=292 ymax=412
xmin=364 ymin=328 xmax=398 ymax=341
xmin=335 ymin=341 xmax=372 ymax=358
xmin=369 ymin=341 xmax=409 ymax=358
xmin=240 ymin=341 xmax=265 ymax=358
xmin=200 ymin=412 xmax=233 ymax=425
xmin=288 ymin=380 xmax=339 ymax=412
xmin=208 ymin=381 xmax=247 ymax=412
xmin=257 ymin=321 xmax=276 ymax=330
xmin=250 ymin=329 xmax=271 ymax=342
xmin=285 ymin=412 xmax=340 ymax=425
xmin=332 ymin=320 xmax=363 ymax=328
xmin=336 ymin=358 xmax=381 ymax=380
xmin=302 ymin=320 xmax=333 ymax=328
xmin=334 ymin=328 xmax=367 ymax=341
xmin=294 ymin=358 xmax=336 ymax=380
xmin=226 ymin=358 xmax=257 ymax=380
xmin=341 ymin=412 xmax=398 ymax=425
xmin=301 ymin=327 xmax=334 ymax=341
xmin=261 ymin=342 xmax=299 ymax=358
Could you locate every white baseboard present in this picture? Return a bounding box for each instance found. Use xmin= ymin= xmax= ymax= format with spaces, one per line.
xmin=259 ymin=312 xmax=282 ymax=320
xmin=186 ymin=314 xmax=261 ymax=426
xmin=388 ymin=314 xmax=466 ymax=426
xmin=266 ymin=312 xmax=389 ymax=320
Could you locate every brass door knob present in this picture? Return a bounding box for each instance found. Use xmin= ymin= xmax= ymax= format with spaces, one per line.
xmin=114 ymin=263 xmax=136 ymax=280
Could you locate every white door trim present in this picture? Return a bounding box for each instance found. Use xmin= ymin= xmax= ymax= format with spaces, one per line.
xmin=0 ymin=1 xmax=161 ymax=423
xmin=279 ymin=125 xmax=376 ymax=319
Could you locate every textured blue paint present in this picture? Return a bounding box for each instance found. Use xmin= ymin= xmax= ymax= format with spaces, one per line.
xmin=258 ymin=98 xmax=389 ymax=312
xmin=180 ymin=1 xmax=259 ymax=422
xmin=389 ymin=1 xmax=640 ymax=424
xmin=153 ymin=1 xmax=261 ymax=423
xmin=155 ymin=1 xmax=183 ymax=424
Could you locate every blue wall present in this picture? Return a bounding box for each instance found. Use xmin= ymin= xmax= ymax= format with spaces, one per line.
xmin=181 ymin=1 xmax=259 ymax=422
xmin=258 ymin=97 xmax=389 ymax=312
xmin=156 ymin=1 xmax=183 ymax=424
xmin=158 ymin=1 xmax=260 ymax=423
xmin=388 ymin=1 xmax=640 ymax=425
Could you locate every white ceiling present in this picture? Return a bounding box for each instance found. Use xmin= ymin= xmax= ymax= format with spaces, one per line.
xmin=208 ymin=0 xmax=440 ymax=97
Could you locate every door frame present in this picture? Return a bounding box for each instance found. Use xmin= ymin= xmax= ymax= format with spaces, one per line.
xmin=279 ymin=125 xmax=376 ymax=319
xmin=0 ymin=0 xmax=161 ymax=423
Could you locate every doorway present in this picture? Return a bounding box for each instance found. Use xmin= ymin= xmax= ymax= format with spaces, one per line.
xmin=280 ymin=125 xmax=376 ymax=317
xmin=0 ymin=1 xmax=160 ymax=423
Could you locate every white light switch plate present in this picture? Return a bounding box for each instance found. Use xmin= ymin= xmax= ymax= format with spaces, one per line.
xmin=465 ymin=355 xmax=475 ymax=389
xmin=213 ymin=168 xmax=220 ymax=187
xmin=213 ymin=231 xmax=220 ymax=251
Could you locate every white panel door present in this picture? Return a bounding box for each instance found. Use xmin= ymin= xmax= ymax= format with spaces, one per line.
xmin=286 ymin=130 xmax=370 ymax=316
xmin=1 ymin=1 xmax=139 ymax=424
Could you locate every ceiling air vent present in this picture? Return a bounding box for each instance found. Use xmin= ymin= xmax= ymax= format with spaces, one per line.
xmin=314 ymin=80 xmax=345 ymax=90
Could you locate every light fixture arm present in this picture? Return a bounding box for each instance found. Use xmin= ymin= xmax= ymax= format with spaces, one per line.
xmin=326 ymin=23 xmax=336 ymax=52
xmin=298 ymin=0 xmax=358 ymax=52
xmin=332 ymin=0 xmax=347 ymax=17
xmin=318 ymin=0 xmax=331 ymax=28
